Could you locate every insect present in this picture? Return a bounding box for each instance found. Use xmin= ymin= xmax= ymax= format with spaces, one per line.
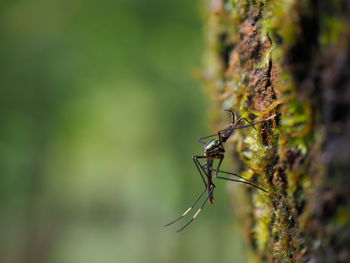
xmin=165 ymin=110 xmax=280 ymax=232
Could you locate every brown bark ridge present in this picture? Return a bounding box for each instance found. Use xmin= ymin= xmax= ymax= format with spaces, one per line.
xmin=203 ymin=1 xmax=350 ymax=262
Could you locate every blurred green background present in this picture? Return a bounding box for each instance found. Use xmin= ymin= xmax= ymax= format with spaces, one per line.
xmin=0 ymin=0 xmax=246 ymax=262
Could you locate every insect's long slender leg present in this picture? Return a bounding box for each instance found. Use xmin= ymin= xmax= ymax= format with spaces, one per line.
xmin=176 ymin=186 xmax=214 ymax=232
xmin=197 ymin=134 xmax=217 ymax=145
xmin=192 ymin=156 xmax=209 ymax=186
xmin=195 ymin=156 xmax=217 ymax=203
xmin=235 ymin=117 xmax=257 ymax=130
xmin=164 ymin=188 xmax=207 ymax=227
xmin=214 ymin=157 xmax=224 ymax=178
xmin=233 ymin=113 xmax=281 ymax=130
xmin=198 ymin=161 xmax=215 ymax=183
xmin=165 ymin=156 xmax=211 ymax=227
xmin=208 ymin=165 xmax=256 ymax=182
xmin=216 ymin=176 xmax=268 ymax=193
xmin=200 ymin=162 xmax=268 ymax=192
xmin=196 ymin=159 xmax=215 ymax=204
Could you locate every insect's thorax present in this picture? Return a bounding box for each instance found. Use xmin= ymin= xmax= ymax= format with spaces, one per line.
xmin=204 ymin=139 xmax=225 ymax=158
xmin=218 ymin=125 xmax=234 ymax=142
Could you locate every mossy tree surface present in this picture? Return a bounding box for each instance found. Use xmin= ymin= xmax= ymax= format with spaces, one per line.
xmin=204 ymin=1 xmax=350 ymax=262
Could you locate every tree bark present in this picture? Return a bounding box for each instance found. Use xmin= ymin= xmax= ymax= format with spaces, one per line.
xmin=204 ymin=1 xmax=350 ymax=262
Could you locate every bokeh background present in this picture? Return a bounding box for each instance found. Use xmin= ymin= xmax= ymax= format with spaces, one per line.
xmin=0 ymin=0 xmax=246 ymax=262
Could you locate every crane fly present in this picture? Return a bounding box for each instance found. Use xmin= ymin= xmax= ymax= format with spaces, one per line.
xmin=165 ymin=110 xmax=280 ymax=232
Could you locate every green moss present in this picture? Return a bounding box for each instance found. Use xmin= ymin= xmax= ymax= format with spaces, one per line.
xmin=229 ymin=0 xmax=249 ymax=22
xmin=253 ymin=191 xmax=272 ymax=252
xmin=262 ymin=0 xmax=299 ymax=46
xmin=256 ymin=47 xmax=272 ymax=69
xmin=205 ymin=0 xmax=328 ymax=261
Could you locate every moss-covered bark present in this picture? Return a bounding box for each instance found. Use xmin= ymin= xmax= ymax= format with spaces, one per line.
xmin=204 ymin=1 xmax=350 ymax=262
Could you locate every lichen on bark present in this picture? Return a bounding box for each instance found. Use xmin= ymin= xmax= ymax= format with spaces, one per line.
xmin=204 ymin=0 xmax=350 ymax=262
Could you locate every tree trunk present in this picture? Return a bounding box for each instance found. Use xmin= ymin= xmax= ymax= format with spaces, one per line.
xmin=204 ymin=1 xmax=350 ymax=262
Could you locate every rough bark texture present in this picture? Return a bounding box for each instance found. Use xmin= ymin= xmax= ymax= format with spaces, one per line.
xmin=204 ymin=1 xmax=350 ymax=262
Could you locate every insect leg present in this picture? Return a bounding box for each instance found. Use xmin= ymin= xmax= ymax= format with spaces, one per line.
xmin=164 ymin=188 xmax=207 ymax=227
xmin=197 ymin=134 xmax=217 ymax=145
xmin=201 ymin=163 xmax=268 ymax=193
xmin=216 ymin=176 xmax=268 ymax=193
xmin=210 ymin=166 xmax=255 ymax=182
xmin=192 ymin=155 xmax=209 ymax=187
xmin=176 ymin=186 xmax=214 ymax=232
xmin=235 ymin=117 xmax=257 ymax=130
xmin=195 ymin=158 xmax=218 ymax=204
xmin=233 ymin=113 xmax=281 ymax=130
xmin=214 ymin=157 xmax=224 ymax=178
xmin=201 ymin=162 xmax=246 ymax=181
xmin=165 ymin=156 xmax=210 ymax=227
